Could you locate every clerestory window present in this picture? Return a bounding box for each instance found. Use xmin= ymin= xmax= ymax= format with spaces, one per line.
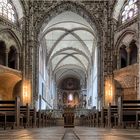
xmin=0 ymin=0 xmax=16 ymax=22
xmin=121 ymin=0 xmax=138 ymax=23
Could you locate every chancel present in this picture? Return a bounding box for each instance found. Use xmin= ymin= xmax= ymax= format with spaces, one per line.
xmin=0 ymin=0 xmax=140 ymax=139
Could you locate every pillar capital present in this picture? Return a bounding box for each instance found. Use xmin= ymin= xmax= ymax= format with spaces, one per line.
xmin=5 ymin=48 xmax=9 ymax=53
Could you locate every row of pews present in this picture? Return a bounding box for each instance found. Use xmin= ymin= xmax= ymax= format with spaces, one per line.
xmin=80 ymin=97 xmax=140 ymax=129
xmin=0 ymin=97 xmax=56 ymax=130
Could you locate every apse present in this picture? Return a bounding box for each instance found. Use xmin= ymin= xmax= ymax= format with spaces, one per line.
xmin=57 ymin=77 xmax=80 ymax=109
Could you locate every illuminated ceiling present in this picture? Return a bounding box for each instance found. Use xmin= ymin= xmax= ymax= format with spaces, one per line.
xmin=40 ymin=11 xmax=97 ymax=81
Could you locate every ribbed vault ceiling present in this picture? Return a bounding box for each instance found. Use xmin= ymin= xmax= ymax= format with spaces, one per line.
xmin=41 ymin=11 xmax=97 ymax=81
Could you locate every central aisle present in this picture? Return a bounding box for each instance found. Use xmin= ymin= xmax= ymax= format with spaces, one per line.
xmin=0 ymin=127 xmax=140 ymax=140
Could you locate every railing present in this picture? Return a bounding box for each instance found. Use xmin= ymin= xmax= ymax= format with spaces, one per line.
xmin=46 ymin=108 xmax=92 ymax=118
xmin=74 ymin=109 xmax=91 ymax=117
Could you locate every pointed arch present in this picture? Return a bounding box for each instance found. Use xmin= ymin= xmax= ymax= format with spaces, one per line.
xmin=0 ymin=28 xmax=22 ymax=52
xmin=57 ymin=69 xmax=85 ymax=82
xmin=55 ymin=64 xmax=87 ymax=75
xmin=115 ymin=29 xmax=136 ymax=53
xmin=37 ymin=1 xmax=103 ymax=38
xmin=49 ymin=47 xmax=90 ymax=64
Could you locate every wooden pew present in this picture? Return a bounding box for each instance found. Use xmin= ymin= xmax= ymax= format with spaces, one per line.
xmin=36 ymin=110 xmax=45 ymax=127
xmin=118 ymin=97 xmax=140 ymax=128
xmin=107 ymin=103 xmax=117 ymax=128
xmin=0 ymin=97 xmax=20 ymax=129
xmin=29 ymin=107 xmax=37 ymax=128
xmin=136 ymin=111 xmax=140 ymax=129
xmin=20 ymin=104 xmax=30 ymax=128
xmin=44 ymin=112 xmax=49 ymax=127
xmin=89 ymin=113 xmax=93 ymax=127
xmin=47 ymin=111 xmax=56 ymax=127
xmin=48 ymin=113 xmax=54 ymax=127
xmin=0 ymin=112 xmax=6 ymax=129
xmin=95 ymin=110 xmax=101 ymax=127
xmin=43 ymin=112 xmax=50 ymax=126
xmin=100 ymin=107 xmax=107 ymax=127
xmin=79 ymin=115 xmax=85 ymax=126
xmin=91 ymin=111 xmax=96 ymax=127
xmin=87 ymin=113 xmax=91 ymax=126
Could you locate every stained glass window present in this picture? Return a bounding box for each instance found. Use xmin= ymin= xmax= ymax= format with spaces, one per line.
xmin=0 ymin=0 xmax=16 ymax=22
xmin=68 ymin=94 xmax=73 ymax=101
xmin=122 ymin=0 xmax=138 ymax=23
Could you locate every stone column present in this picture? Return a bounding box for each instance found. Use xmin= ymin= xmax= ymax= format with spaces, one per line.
xmin=126 ymin=48 xmax=130 ymax=66
xmin=16 ymin=52 xmax=19 ymax=70
xmin=138 ymin=0 xmax=140 ymax=99
xmin=5 ymin=49 xmax=9 ymax=67
xmin=118 ymin=54 xmax=121 ymax=69
xmin=113 ymin=52 xmax=117 ymax=70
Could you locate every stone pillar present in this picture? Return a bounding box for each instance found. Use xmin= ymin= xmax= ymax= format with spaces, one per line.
xmin=5 ymin=49 xmax=9 ymax=67
xmin=113 ymin=52 xmax=117 ymax=70
xmin=16 ymin=52 xmax=19 ymax=70
xmin=126 ymin=48 xmax=130 ymax=66
xmin=118 ymin=54 xmax=121 ymax=69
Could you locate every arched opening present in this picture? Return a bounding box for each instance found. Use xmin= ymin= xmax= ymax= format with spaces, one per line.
xmin=8 ymin=46 xmax=17 ymax=69
xmin=0 ymin=73 xmax=21 ymax=100
xmin=129 ymin=41 xmax=137 ymax=65
xmin=58 ymin=77 xmax=80 ymax=108
xmin=38 ymin=11 xmax=98 ymax=110
xmin=119 ymin=46 xmax=127 ymax=68
xmin=0 ymin=41 xmax=6 ymax=66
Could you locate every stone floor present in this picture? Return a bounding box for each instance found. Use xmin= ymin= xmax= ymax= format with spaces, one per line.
xmin=0 ymin=127 xmax=140 ymax=140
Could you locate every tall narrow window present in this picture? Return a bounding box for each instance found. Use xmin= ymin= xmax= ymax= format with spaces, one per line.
xmin=121 ymin=0 xmax=138 ymax=23
xmin=0 ymin=41 xmax=6 ymax=66
xmin=68 ymin=94 xmax=73 ymax=101
xmin=129 ymin=41 xmax=137 ymax=65
xmin=0 ymin=0 xmax=16 ymax=22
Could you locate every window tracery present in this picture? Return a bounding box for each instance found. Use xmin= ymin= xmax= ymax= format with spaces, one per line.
xmin=0 ymin=0 xmax=16 ymax=22
xmin=121 ymin=0 xmax=138 ymax=23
